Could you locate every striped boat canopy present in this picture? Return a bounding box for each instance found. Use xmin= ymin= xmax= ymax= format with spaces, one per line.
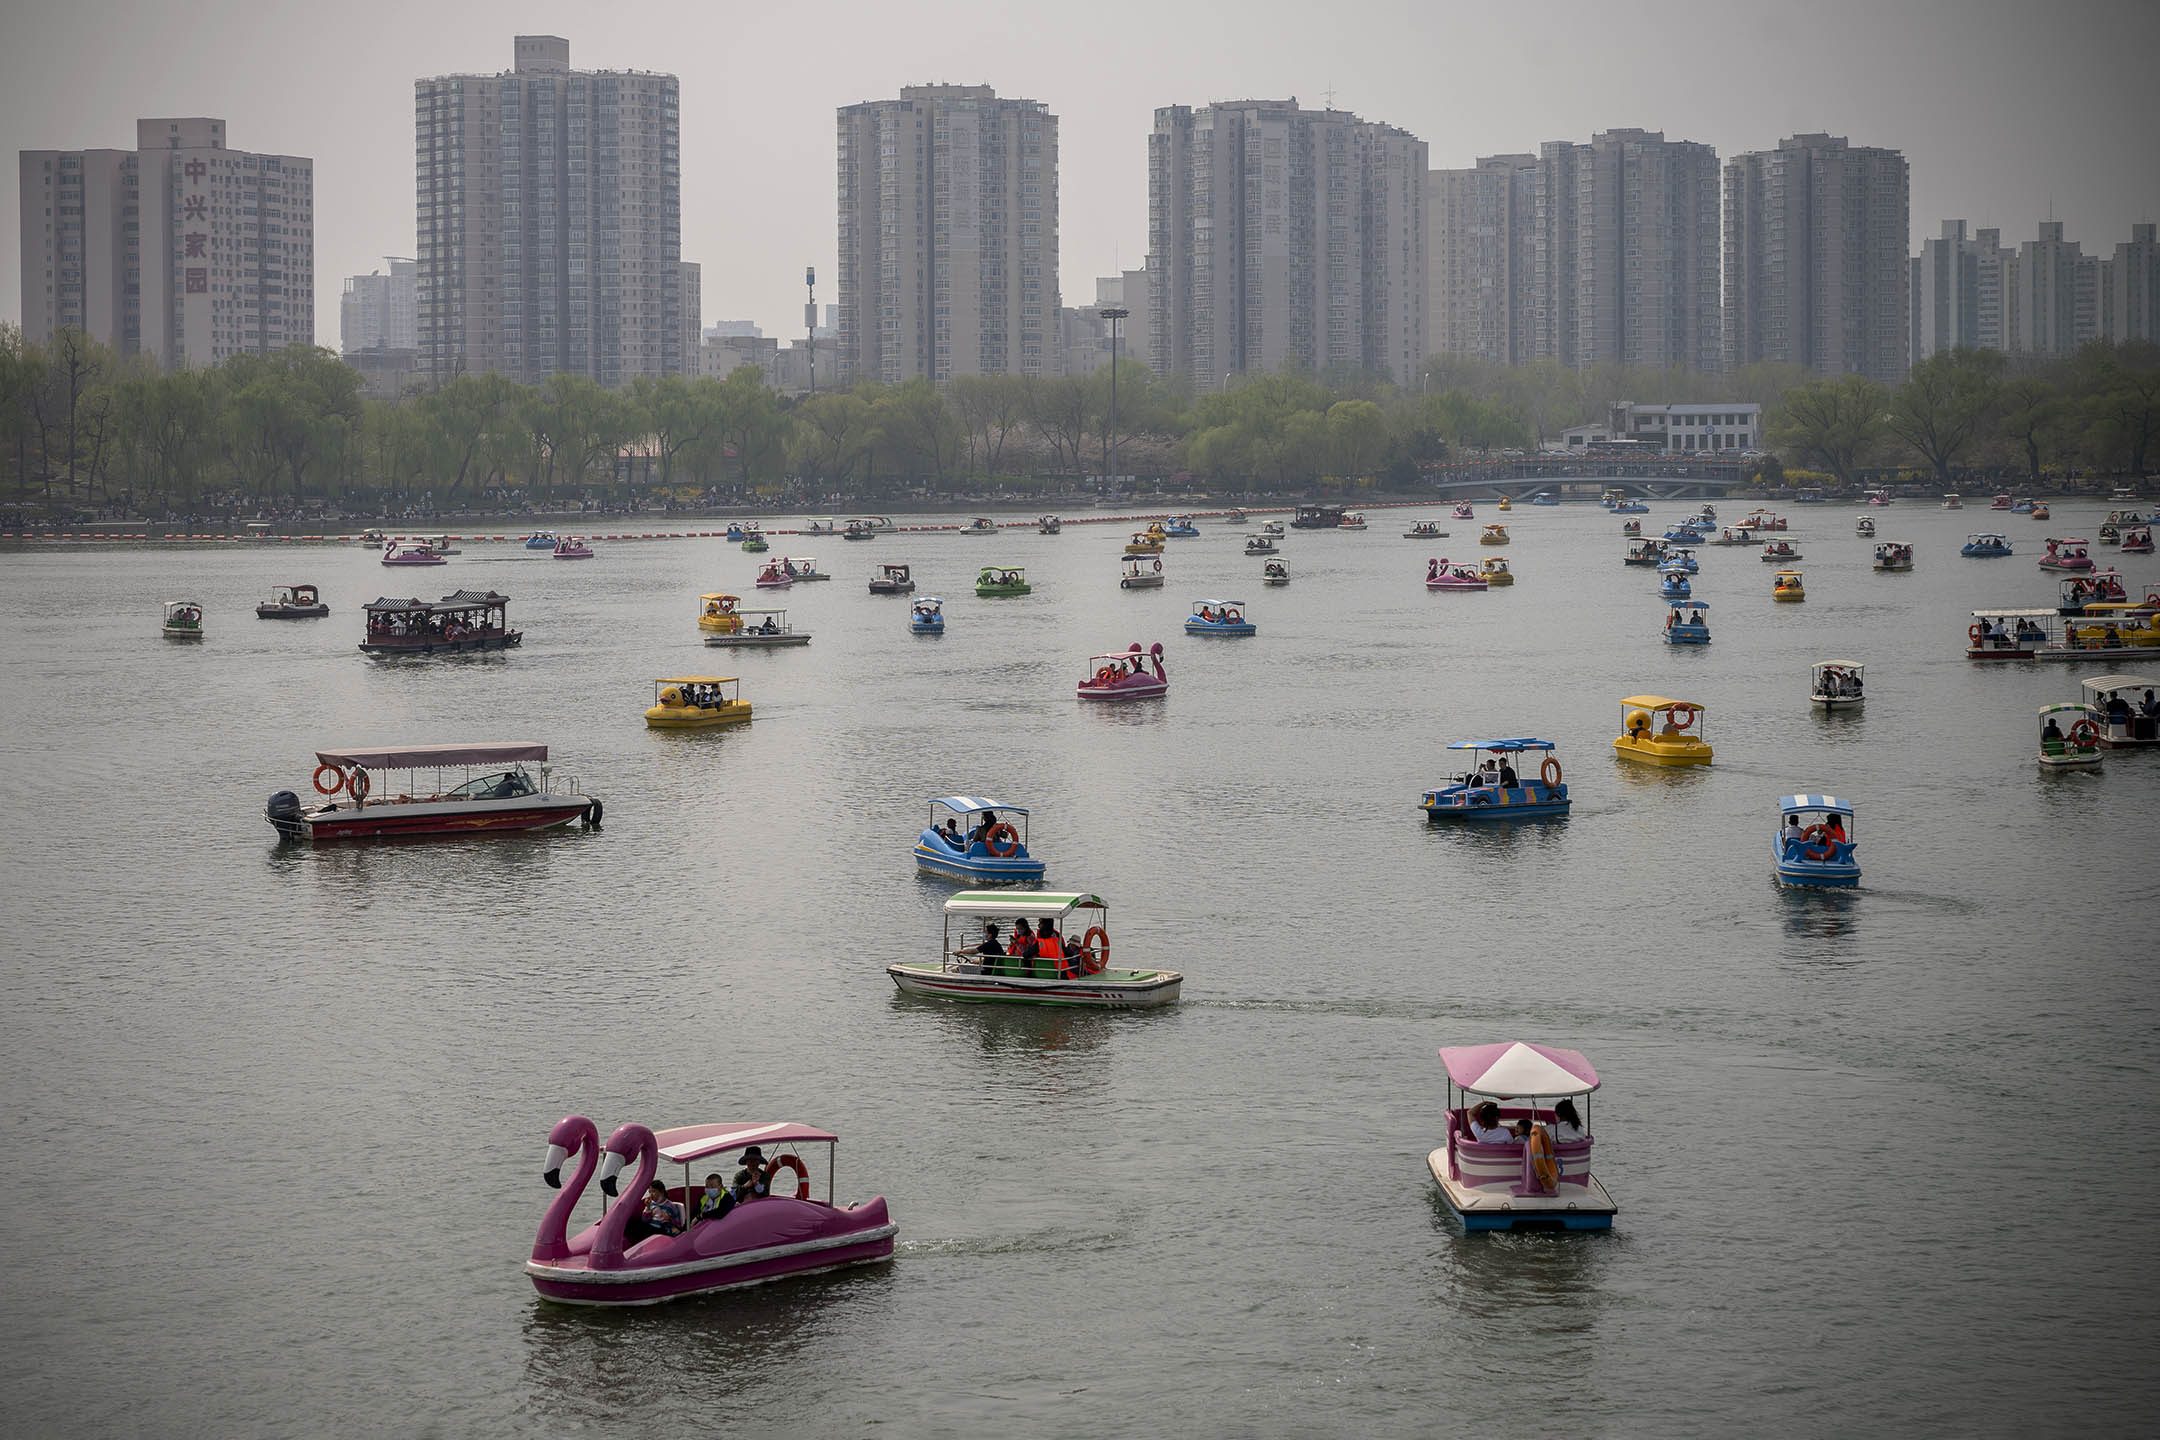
xmin=944 ymin=892 xmax=1103 ymax=920
xmin=1779 ymin=794 xmax=1854 ymax=816
xmin=1440 ymin=1041 xmax=1600 ymax=1097
xmin=654 ymin=1122 xmax=838 ymax=1164
xmin=928 ymin=796 xmax=1028 ymax=817
xmin=1443 ymin=737 xmax=1557 ymax=753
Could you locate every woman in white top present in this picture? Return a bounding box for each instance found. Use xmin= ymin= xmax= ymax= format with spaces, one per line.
xmin=1467 ymin=1101 xmax=1516 ymax=1144
xmin=1551 ymin=1097 xmax=1588 ymax=1143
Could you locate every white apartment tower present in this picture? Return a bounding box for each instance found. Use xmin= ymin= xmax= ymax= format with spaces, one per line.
xmin=835 ymin=84 xmax=1059 ymax=385
xmin=2007 ymin=221 xmax=2098 ymax=359
xmin=1148 ymin=99 xmax=1426 ymax=389
xmin=2107 ymin=224 xmax=2159 ymax=343
xmin=1724 ymin=134 xmax=1909 ymax=383
xmin=1911 ymin=222 xmax=2015 ymax=363
xmin=1425 ymin=153 xmax=1536 ymax=365
xmin=415 ymin=36 xmax=685 ymax=386
xmin=340 ymin=258 xmax=417 ymax=352
xmin=20 ymin=117 xmax=314 ymax=368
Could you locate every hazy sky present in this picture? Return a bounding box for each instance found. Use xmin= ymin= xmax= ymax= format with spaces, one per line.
xmin=5 ymin=0 xmax=2157 ymax=347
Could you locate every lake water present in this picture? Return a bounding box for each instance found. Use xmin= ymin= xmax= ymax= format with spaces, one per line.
xmin=2 ymin=498 xmax=2156 ymax=1436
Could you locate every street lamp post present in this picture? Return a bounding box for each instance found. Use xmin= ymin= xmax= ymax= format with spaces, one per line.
xmin=1100 ymin=307 xmax=1128 ymax=487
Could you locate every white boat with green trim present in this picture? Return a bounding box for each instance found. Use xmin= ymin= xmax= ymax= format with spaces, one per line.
xmin=886 ymin=892 xmax=1182 ymax=1008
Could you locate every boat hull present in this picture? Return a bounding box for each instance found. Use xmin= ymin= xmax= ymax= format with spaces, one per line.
xmin=867 ymin=580 xmax=915 ymax=594
xmin=1120 ymin=575 xmax=1165 ymax=588
xmin=1427 ymin=1150 xmax=1616 ymax=1231
xmin=704 ymin=633 xmax=810 ymax=647
xmin=910 ymin=620 xmax=945 ymax=635
xmin=887 ymin=962 xmax=1181 ymax=1008
xmin=646 ymin=704 xmax=751 ymax=729
xmin=257 ymin=606 xmax=329 ymax=619
xmin=912 ymin=844 xmax=1046 ymax=882
xmin=278 ymin=795 xmax=593 ymax=842
xmin=1774 ymin=838 xmax=1859 ymax=886
xmin=1810 ymin=695 xmax=1864 ymax=710
xmin=526 ymin=1208 xmax=897 ymax=1307
xmin=1077 ymin=679 xmax=1167 ymax=700
xmin=1185 ymin=620 xmax=1256 ymax=635
xmin=1613 ymin=736 xmax=1712 ymax=766
xmin=360 ymin=633 xmax=522 ymax=654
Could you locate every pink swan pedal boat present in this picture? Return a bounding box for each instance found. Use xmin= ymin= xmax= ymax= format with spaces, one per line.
xmin=1077 ymin=641 xmax=1167 ymax=700
xmin=526 ymin=1117 xmax=896 ymax=1306
xmin=1426 ymin=557 xmax=1488 ymax=592
xmin=1428 ymin=1041 xmax=1617 ymax=1232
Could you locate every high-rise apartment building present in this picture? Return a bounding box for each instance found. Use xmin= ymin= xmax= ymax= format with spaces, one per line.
xmin=340 ymin=258 xmax=417 ymax=352
xmin=20 ymin=117 xmax=313 ymax=368
xmin=415 ymin=36 xmax=684 ymax=386
xmin=834 ymin=84 xmax=1059 ymax=385
xmin=678 ymin=261 xmax=701 ymax=379
xmin=1723 ymin=134 xmax=1908 ymax=382
xmin=1425 ymin=154 xmax=1536 ymax=366
xmin=1148 ymin=99 xmax=1425 ymax=388
xmin=2106 ymin=224 xmax=2158 ymax=343
xmin=1910 ymin=221 xmax=2014 ymax=363
xmin=2006 ymin=221 xmax=2099 ymax=359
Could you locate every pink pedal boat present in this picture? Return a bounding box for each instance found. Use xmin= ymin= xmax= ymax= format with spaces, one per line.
xmin=526 ymin=1118 xmax=897 ymax=1306
xmin=1426 ymin=557 xmax=1488 ymax=591
xmin=1428 ymin=1041 xmax=1617 ymax=1231
xmin=1077 ymin=641 xmax=1167 ymax=700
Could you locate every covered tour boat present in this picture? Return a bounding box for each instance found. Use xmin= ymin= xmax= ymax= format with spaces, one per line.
xmin=427 ymin=536 xmax=462 ymax=556
xmin=1615 ymin=696 xmax=1713 ymax=765
xmin=1260 ymin=519 xmax=1285 ymax=537
xmin=1403 ymin=519 xmax=1448 ymax=540
xmin=1772 ymin=568 xmax=1806 ymax=601
xmin=382 ymin=540 xmax=446 ymax=566
xmin=1774 ymin=795 xmax=1860 ymax=886
xmin=1709 ymin=526 xmax=1759 ymax=547
xmin=1622 ymin=519 xmax=1643 ymax=536
xmin=868 ymin=562 xmax=915 ymax=594
xmin=975 ymin=567 xmax=1031 ymax=598
xmin=783 ymin=556 xmax=829 ymax=581
xmin=1186 ymin=598 xmax=1256 ymax=636
xmin=645 ymin=676 xmax=751 ymax=730
xmin=1854 ymin=515 xmax=1876 ymax=538
xmin=524 ymin=1118 xmax=894 ymax=1307
xmin=2038 ymin=537 xmax=2094 ymax=572
xmin=1873 ymin=541 xmax=1914 ymax=571
xmin=1121 ymin=554 xmax=1165 ymax=588
xmin=699 ymin=593 xmax=743 ymax=633
xmin=2099 ymin=522 xmax=2121 ymax=545
xmin=1244 ymin=533 xmax=1279 ymax=556
xmin=1810 ymin=660 xmax=1865 ymax=709
xmin=962 ymin=517 xmax=999 ymax=537
xmin=1479 ymin=524 xmax=1510 ymax=546
xmin=553 ymin=537 xmax=595 ymax=560
xmin=704 ymin=608 xmax=809 ymax=647
xmin=1624 ymin=537 xmax=1667 ymax=566
xmin=1077 ymin=642 xmax=1167 ymax=701
xmin=805 ymin=518 xmax=838 ymax=535
xmin=1760 ymin=539 xmax=1802 ymax=561
xmin=2122 ymin=526 xmax=2155 ymax=554
xmin=1429 ymin=1042 xmax=1615 ymax=1232
xmin=1962 ymin=533 xmax=2013 ymax=557
xmin=1293 ymin=505 xmax=1344 ymax=529
xmin=163 ymin=599 xmax=204 ymax=639
xmin=1942 ymin=493 xmax=1963 ymax=509
xmin=2037 ymin=704 xmax=2105 ymax=768
xmin=912 ymin=797 xmax=1046 ymax=882
xmin=1426 ymin=558 xmax=1487 ymax=591
xmin=888 ymin=892 xmax=1181 ymax=1008
xmin=753 ymin=560 xmax=795 ymax=589
xmin=1965 ymin=609 xmax=2160 ymax=661
xmin=266 ymin=741 xmax=599 ymax=841
xmin=1039 ymin=515 xmax=1062 ymax=535
xmin=1338 ymin=511 xmax=1368 ymax=530
xmin=842 ymin=519 xmax=878 ymax=541
xmin=361 ymin=590 xmax=520 ymax=653
xmin=1421 ymin=738 xmax=1570 ymax=821
xmin=2081 ymin=674 xmax=2160 ymax=747
xmin=2059 ymin=572 xmax=2130 ymax=613
xmin=1478 ymin=556 xmax=1514 ymax=586
xmin=848 ymin=516 xmax=898 ymax=535
xmin=1662 ymin=600 xmax=1711 ymax=645
xmin=258 ymin=585 xmax=328 ymax=620
xmin=910 ymin=597 xmax=945 ymax=634
xmin=1262 ymin=558 xmax=1290 ymax=585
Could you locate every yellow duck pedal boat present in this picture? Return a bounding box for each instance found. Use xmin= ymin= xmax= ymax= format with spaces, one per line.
xmin=646 ymin=676 xmax=752 ymax=729
xmin=698 ymin=592 xmax=744 ymax=633
xmin=1612 ymin=695 xmax=1714 ymax=766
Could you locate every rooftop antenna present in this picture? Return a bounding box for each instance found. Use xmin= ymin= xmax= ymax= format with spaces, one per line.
xmin=1323 ymin=83 xmax=1337 ymax=110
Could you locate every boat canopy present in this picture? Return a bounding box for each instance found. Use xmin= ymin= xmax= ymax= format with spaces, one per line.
xmin=1657 ymin=598 xmax=1710 ymax=608
xmin=367 ymin=590 xmax=510 ymax=613
xmin=929 ymin=795 xmax=1028 ymax=818
xmin=2038 ymin=703 xmax=2099 ymax=717
xmin=740 ymin=608 xmax=788 ymax=618
xmin=1779 ymin=794 xmax=1853 ymax=816
xmin=1440 ymin=1041 xmax=1599 ymax=1098
xmin=701 ymin=592 xmax=739 ymax=603
xmin=654 ymin=1122 xmax=838 ymax=1165
xmin=1193 ymin=598 xmax=1248 ymax=607
xmin=1444 ymin=737 xmax=1558 ymax=753
xmin=944 ymin=891 xmax=1103 ymax=920
xmin=316 ymin=741 xmax=548 ymax=769
xmin=915 ymin=595 xmax=944 ymax=606
xmin=978 ymin=566 xmax=1025 ymax=576
xmin=1967 ymin=533 xmax=2006 ymax=542
xmin=1813 ymin=659 xmax=1864 ymax=671
xmin=1620 ymin=695 xmax=1696 ymax=710
xmin=657 ymin=675 xmax=738 ymax=686
xmin=2080 ymin=673 xmax=2157 ymax=696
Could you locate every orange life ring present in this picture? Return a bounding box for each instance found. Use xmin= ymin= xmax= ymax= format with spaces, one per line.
xmin=1152 ymin=558 xmax=1161 ymax=572
xmin=1528 ymin=1124 xmax=1558 ymax=1191
xmin=1540 ymin=756 xmax=1563 ymax=785
xmin=312 ymin=763 xmax=346 ymax=795
xmin=1666 ymin=706 xmax=1694 ymax=730
xmin=762 ymin=1153 xmax=811 ymax=1201
xmin=1096 ymin=667 xmax=1114 ymax=684
xmin=1078 ymin=925 xmax=1109 ymax=974
xmin=1800 ymin=823 xmax=1835 ymax=862
xmin=2069 ymin=718 xmax=2100 ymax=746
xmin=985 ymin=823 xmax=1019 ymax=857
xmin=347 ymin=767 xmax=371 ymax=802
xmin=2147 ymin=591 xmax=2160 ymax=606
xmin=1968 ymin=623 xmax=1985 ymax=643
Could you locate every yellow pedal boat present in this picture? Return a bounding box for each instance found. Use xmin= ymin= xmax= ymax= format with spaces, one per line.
xmin=646 ymin=676 xmax=752 ymax=729
xmin=1478 ymin=556 xmax=1515 ymax=586
xmin=1613 ymin=695 xmax=1713 ymax=766
xmin=698 ymin=592 xmax=744 ymax=633
xmin=1480 ymin=524 xmax=1510 ymax=546
xmin=1772 ymin=568 xmax=1806 ymax=602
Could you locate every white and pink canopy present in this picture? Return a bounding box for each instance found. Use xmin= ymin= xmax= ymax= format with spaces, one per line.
xmin=654 ymin=1122 xmax=839 ymax=1165
xmin=1439 ymin=1041 xmax=1600 ymax=1098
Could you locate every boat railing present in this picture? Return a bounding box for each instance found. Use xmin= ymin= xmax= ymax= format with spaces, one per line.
xmin=1444 ymin=1111 xmax=1594 ymax=1192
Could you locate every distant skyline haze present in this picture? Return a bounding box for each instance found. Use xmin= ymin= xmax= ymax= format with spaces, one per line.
xmin=5 ymin=0 xmax=2157 ymax=348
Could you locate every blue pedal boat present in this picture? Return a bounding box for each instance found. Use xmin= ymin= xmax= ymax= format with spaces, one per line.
xmin=910 ymin=596 xmax=945 ymax=635
xmin=1774 ymin=794 xmax=1860 ymax=887
xmin=1662 ymin=599 xmax=1711 ymax=644
xmin=1163 ymin=516 xmax=1201 ymax=538
xmin=1185 ymin=598 xmax=1256 ymax=636
xmin=914 ymin=796 xmax=1046 ymax=883
xmin=1661 ymin=545 xmax=1700 ymax=573
xmin=1657 ymin=568 xmax=1693 ymax=601
xmin=524 ymin=531 xmax=558 ymax=550
xmin=1421 ymin=738 xmax=1571 ymax=820
xmin=1612 ymin=500 xmax=1649 ymax=514
xmin=1962 ymin=532 xmax=2014 ymax=558
xmin=1662 ymin=523 xmax=1709 ymax=544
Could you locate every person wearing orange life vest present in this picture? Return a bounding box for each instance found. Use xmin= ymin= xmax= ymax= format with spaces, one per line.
xmin=1033 ymin=920 xmax=1067 ymax=977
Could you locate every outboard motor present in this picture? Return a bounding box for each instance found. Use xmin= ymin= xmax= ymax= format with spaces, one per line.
xmin=266 ymin=790 xmax=303 ymax=839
